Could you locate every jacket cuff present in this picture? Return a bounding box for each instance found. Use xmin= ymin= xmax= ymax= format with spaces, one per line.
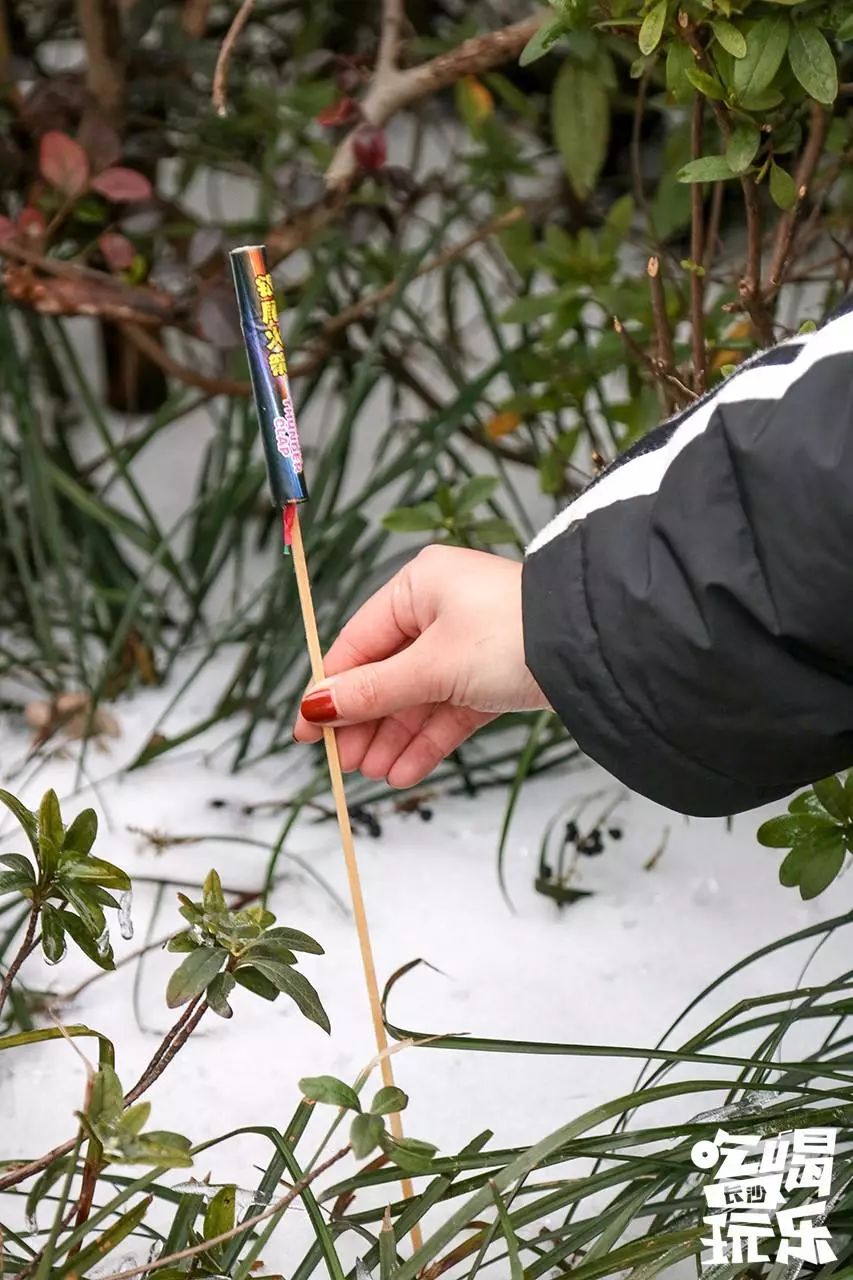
xmin=521 ymin=530 xmax=782 ymax=817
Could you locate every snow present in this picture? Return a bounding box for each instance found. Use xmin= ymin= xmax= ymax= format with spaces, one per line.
xmin=0 ymin=657 xmax=844 ymax=1269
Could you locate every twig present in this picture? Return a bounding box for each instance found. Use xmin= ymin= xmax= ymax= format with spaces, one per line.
xmin=0 ymin=1001 xmax=208 ymax=1194
xmin=212 ymin=0 xmax=254 ymax=116
xmin=74 ymin=0 xmax=124 ymax=116
xmin=96 ymin=1145 xmax=351 ymax=1280
xmin=324 ymin=12 xmax=546 ymax=190
xmin=377 ymin=0 xmax=406 ymax=75
xmin=0 ymin=906 xmax=39 ymax=1018
xmin=689 ymin=93 xmax=707 ymax=392
xmin=123 ymin=997 xmax=209 ymax=1105
xmin=613 ymin=316 xmax=696 ymax=407
xmin=120 ymin=324 xmax=251 ymax=396
xmin=647 ymin=256 xmax=676 ymax=377
xmin=738 ymin=174 xmax=774 ymax=346
xmin=765 ymin=102 xmax=829 ymax=298
xmin=182 ymin=0 xmax=211 ymax=37
xmin=702 ymin=180 xmax=724 ymax=275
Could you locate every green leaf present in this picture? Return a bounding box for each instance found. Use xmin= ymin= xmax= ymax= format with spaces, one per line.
xmin=166 ymin=929 xmax=196 ymax=953
xmin=813 ymin=775 xmax=848 ymax=821
xmin=788 ymin=23 xmax=838 ymax=104
xmin=382 ymin=506 xmax=441 ymax=534
xmin=39 ymin=789 xmax=63 ymax=848
xmin=300 ymin=1075 xmax=362 ymax=1111
xmin=350 ymin=1113 xmax=385 ymax=1159
xmin=89 ymin=1063 xmax=124 ymax=1126
xmin=41 ymin=903 xmax=66 ymax=964
xmin=455 ymin=475 xmax=499 ymax=517
xmin=370 ymin=1085 xmax=408 ymax=1116
xmin=734 ymin=15 xmax=790 ymax=103
xmin=677 ymin=155 xmax=736 ymax=183
xmin=120 ymin=1130 xmax=193 ymax=1168
xmin=260 ymin=926 xmax=324 ymax=955
xmin=207 ymin=970 xmax=236 ymax=1019
xmin=63 ymin=807 xmax=98 ymax=855
xmin=712 ymin=19 xmax=747 ymax=58
xmin=471 ymin=517 xmax=518 ymax=545
xmin=779 ymin=845 xmax=808 ymax=888
xmin=0 ymin=791 xmax=38 ymax=855
xmin=0 ymin=870 xmax=34 ymax=896
xmin=490 ymin=1182 xmax=524 ymax=1280
xmin=757 ymin=813 xmax=835 ymax=848
xmin=60 ymin=854 xmax=130 ymax=890
xmin=665 ymin=42 xmax=694 ymax=103
xmin=204 ymin=1185 xmax=236 ymax=1241
xmin=233 ymin=965 xmax=279 ymax=1001
xmin=60 ymin=1196 xmax=153 ymax=1275
xmin=552 ymin=59 xmax=610 ymax=199
xmin=839 ymin=14 xmax=853 ymax=41
xmin=500 ymin=290 xmax=574 ymax=324
xmin=166 ymin=946 xmax=227 ymax=1008
xmin=638 ymin=1 xmax=666 ymax=56
xmin=58 ymin=880 xmax=107 ymax=939
xmin=519 ymin=16 xmax=566 ymax=67
xmin=0 ymin=853 xmax=35 ymax=882
xmin=383 ymin=1135 xmax=439 ymax=1174
xmin=120 ymin=1101 xmax=152 ymax=1137
xmin=202 ymin=868 xmax=227 ymax=914
xmin=769 ymin=160 xmax=797 ymax=209
xmin=799 ymin=833 xmax=846 ymax=899
xmin=726 ymin=119 xmax=760 ymax=172
xmin=248 ymin=958 xmax=331 ymax=1032
xmin=60 ymin=909 xmax=115 ymax=970
xmin=685 ymin=67 xmax=726 ymax=100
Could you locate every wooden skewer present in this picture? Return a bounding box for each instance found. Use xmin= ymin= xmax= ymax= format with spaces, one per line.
xmin=288 ymin=506 xmax=423 ymax=1250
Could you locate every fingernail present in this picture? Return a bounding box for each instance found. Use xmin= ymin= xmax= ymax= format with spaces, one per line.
xmin=300 ymin=686 xmax=337 ymax=724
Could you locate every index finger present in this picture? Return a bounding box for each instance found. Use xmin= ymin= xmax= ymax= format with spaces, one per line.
xmin=321 ymin=560 xmax=421 ymax=678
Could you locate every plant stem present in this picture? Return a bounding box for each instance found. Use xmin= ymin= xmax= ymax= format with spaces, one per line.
xmin=689 ymin=94 xmax=707 ymax=393
xmin=0 ymin=905 xmax=39 ymax=1019
xmin=0 ymin=1000 xmax=208 ymax=1195
xmin=95 ymin=1145 xmax=352 ymax=1280
xmin=123 ymin=998 xmax=209 ymax=1106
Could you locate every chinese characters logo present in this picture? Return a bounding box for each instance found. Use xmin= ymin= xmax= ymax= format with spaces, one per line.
xmin=254 ymin=271 xmax=288 ymax=378
xmin=691 ymin=1127 xmax=836 ymax=1267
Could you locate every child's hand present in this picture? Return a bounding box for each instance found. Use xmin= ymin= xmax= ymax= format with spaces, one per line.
xmin=293 ymin=545 xmax=550 ymax=788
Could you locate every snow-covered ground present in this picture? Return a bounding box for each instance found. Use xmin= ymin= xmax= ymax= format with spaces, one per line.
xmin=0 ymin=656 xmax=847 ymax=1268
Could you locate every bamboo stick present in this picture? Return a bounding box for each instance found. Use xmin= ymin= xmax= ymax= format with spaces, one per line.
xmin=288 ymin=507 xmax=422 ymax=1248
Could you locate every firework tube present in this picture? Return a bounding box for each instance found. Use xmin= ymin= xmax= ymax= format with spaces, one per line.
xmin=230 ymin=244 xmax=307 ymax=514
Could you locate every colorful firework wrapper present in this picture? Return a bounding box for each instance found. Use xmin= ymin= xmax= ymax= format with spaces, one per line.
xmin=230 ymin=244 xmax=307 ymax=517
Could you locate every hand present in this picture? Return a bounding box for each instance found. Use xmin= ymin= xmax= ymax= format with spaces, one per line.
xmin=293 ymin=545 xmax=550 ymax=788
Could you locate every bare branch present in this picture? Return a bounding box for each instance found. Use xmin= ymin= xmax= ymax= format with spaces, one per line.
xmin=689 ymin=93 xmax=707 ymax=392
xmin=212 ymin=0 xmax=254 ymax=116
xmin=377 ymin=0 xmax=406 ymax=75
xmin=765 ymin=102 xmax=829 ymax=299
xmin=0 ymin=908 xmax=39 ymax=1018
xmin=324 ymin=12 xmax=546 ymax=190
xmin=74 ymin=0 xmax=124 ymax=116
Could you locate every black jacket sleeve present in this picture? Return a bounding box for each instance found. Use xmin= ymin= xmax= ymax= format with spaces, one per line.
xmin=521 ymin=297 xmax=853 ymax=817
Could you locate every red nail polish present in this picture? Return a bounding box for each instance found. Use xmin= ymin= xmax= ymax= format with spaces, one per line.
xmin=301 ymin=688 xmax=337 ymax=723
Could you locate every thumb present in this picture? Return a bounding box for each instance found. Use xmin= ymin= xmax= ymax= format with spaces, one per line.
xmin=300 ymin=637 xmax=442 ymax=726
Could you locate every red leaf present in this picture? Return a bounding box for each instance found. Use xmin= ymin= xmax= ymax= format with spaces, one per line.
xmin=316 ymin=97 xmax=358 ymax=127
xmin=18 ymin=206 xmax=46 ymax=240
xmin=90 ymin=167 xmax=153 ymax=202
xmin=98 ymin=231 xmax=135 ymax=272
xmin=0 ymin=215 xmax=16 ymax=243
xmin=39 ymin=130 xmax=90 ymax=198
xmin=78 ymin=114 xmax=122 ymax=172
xmin=352 ymin=125 xmax=387 ymax=172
